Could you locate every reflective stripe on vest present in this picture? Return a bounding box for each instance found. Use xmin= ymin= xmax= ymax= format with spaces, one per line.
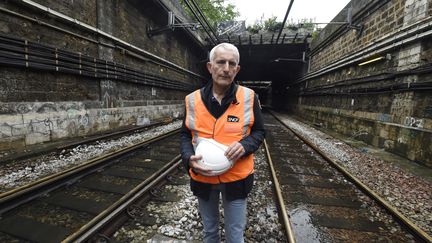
xmin=186 ymin=92 xmax=199 ymax=145
xmin=185 ymin=85 xmax=255 ymax=184
xmin=243 ymin=87 xmax=253 ymax=138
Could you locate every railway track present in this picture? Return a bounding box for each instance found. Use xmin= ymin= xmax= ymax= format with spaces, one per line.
xmin=0 ymin=129 xmax=184 ymax=242
xmin=263 ymin=112 xmax=431 ymax=242
xmin=1 ymin=114 xmax=430 ymax=242
xmin=1 ymin=119 xmax=170 ymax=165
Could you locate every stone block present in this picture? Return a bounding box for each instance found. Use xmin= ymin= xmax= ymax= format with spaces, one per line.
xmin=397 ymin=128 xmax=410 ymax=144
xmin=0 ymin=114 xmax=24 ymax=125
xmin=11 ymin=123 xmax=29 ymax=137
xmin=372 ymin=135 xmax=380 ymax=147
xmin=51 ymin=124 xmax=71 ymax=139
xmin=379 ymin=127 xmax=389 ymax=139
xmin=0 ymin=124 xmax=12 ymax=138
xmin=0 ymin=136 xmax=25 ymax=151
xmin=383 ymin=139 xmax=395 ymax=150
xmin=25 ymin=132 xmax=50 ymax=145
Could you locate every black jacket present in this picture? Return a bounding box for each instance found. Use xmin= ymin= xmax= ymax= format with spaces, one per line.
xmin=180 ymin=81 xmax=265 ymax=200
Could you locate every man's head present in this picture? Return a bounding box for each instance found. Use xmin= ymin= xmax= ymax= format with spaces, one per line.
xmin=207 ymin=43 xmax=241 ymax=89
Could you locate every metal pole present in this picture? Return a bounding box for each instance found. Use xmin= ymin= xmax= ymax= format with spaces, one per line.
xmin=276 ymin=0 xmax=294 ymax=44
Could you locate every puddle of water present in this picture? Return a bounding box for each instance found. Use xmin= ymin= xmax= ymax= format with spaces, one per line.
xmin=289 ymin=206 xmax=324 ymax=243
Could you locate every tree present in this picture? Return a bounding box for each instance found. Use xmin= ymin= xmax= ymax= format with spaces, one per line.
xmin=181 ymin=0 xmax=239 ymax=29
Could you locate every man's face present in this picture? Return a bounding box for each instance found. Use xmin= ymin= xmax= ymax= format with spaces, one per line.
xmin=207 ymin=48 xmax=240 ymax=88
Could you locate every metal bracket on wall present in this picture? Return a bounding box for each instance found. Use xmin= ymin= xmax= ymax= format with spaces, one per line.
xmin=346 ymin=7 xmax=364 ymax=37
xmin=309 ymin=7 xmax=364 ymax=37
xmin=346 ymin=23 xmax=364 ymax=38
xmin=147 ymin=11 xmax=200 ymax=38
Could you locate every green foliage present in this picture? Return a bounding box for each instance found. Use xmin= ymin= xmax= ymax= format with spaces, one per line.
xmin=311 ymin=31 xmax=319 ymax=40
xmin=246 ymin=22 xmax=262 ymax=34
xmin=286 ymin=24 xmax=298 ymax=31
xmin=245 ymin=15 xmax=284 ymax=33
xmin=263 ymin=16 xmax=283 ymax=32
xmin=297 ymin=18 xmax=316 ymax=30
xmin=181 ymin=0 xmax=239 ymax=28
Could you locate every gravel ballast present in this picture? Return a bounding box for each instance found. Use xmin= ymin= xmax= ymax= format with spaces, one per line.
xmin=1 ymin=114 xmax=430 ymax=240
xmin=0 ymin=121 xmax=182 ymax=192
xmin=275 ymin=114 xmax=432 ymax=236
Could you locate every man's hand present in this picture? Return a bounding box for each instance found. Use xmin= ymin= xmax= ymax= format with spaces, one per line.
xmin=225 ymin=141 xmax=245 ymax=162
xmin=189 ymin=154 xmax=213 ymax=176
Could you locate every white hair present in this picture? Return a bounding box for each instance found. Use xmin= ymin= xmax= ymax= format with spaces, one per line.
xmin=208 ymin=43 xmax=240 ymax=64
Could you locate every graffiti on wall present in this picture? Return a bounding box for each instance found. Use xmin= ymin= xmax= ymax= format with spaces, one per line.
xmin=1 ymin=101 xmax=184 ymax=148
xmin=404 ymin=116 xmax=424 ymax=128
xmin=377 ymin=113 xmax=391 ymax=122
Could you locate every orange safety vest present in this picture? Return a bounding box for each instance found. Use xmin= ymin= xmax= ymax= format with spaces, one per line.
xmin=185 ymin=85 xmax=255 ymax=184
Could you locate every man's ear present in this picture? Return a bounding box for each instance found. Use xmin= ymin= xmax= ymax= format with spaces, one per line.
xmin=206 ymin=62 xmax=212 ymax=73
xmin=235 ymin=65 xmax=240 ymax=74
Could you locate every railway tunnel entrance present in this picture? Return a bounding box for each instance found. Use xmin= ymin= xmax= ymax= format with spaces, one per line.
xmin=235 ymin=41 xmax=308 ymax=110
xmin=202 ymin=38 xmax=309 ymax=110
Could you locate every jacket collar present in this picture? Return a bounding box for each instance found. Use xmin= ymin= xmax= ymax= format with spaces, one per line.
xmin=201 ymin=80 xmax=238 ymax=105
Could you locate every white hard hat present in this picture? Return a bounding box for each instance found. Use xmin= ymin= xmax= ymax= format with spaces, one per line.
xmin=195 ymin=138 xmax=233 ymax=176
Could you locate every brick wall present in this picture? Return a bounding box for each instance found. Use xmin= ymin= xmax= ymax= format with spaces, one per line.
xmin=0 ymin=0 xmax=207 ymax=152
xmin=292 ymin=0 xmax=432 ymax=167
xmin=310 ymin=0 xmax=406 ymax=72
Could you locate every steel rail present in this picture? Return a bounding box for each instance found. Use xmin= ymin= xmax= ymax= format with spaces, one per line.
xmin=263 ymin=139 xmax=296 ymax=243
xmin=268 ymin=110 xmax=432 ymax=243
xmin=62 ymin=156 xmax=182 ymax=242
xmin=0 ymin=129 xmax=180 ymax=215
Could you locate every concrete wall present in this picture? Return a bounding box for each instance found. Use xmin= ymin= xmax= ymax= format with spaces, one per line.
xmin=292 ymin=0 xmax=432 ymax=167
xmin=0 ymin=0 xmax=207 ymax=152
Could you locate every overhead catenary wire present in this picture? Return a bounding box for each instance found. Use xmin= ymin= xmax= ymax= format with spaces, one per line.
xmin=182 ymin=0 xmax=219 ymax=45
xmin=189 ymin=0 xmax=220 ymax=43
xmin=153 ymin=0 xmax=207 ymax=50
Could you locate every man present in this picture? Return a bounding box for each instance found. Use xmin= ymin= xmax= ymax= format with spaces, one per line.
xmin=180 ymin=42 xmax=265 ymax=242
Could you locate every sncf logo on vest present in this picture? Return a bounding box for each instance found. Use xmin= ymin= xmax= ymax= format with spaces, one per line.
xmin=227 ymin=115 xmax=240 ymax=122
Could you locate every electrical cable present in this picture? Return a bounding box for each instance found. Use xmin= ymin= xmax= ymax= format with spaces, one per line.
xmin=189 ymin=0 xmax=219 ymax=43
xmin=0 ymin=33 xmax=197 ymax=91
xmin=182 ymin=0 xmax=217 ymax=45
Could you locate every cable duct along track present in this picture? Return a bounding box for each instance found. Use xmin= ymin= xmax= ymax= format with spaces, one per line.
xmin=12 ymin=0 xmax=205 ymax=79
xmin=0 ymin=34 xmax=197 ymax=91
xmin=299 ymin=64 xmax=432 ymax=95
xmin=298 ymin=17 xmax=432 ymax=83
